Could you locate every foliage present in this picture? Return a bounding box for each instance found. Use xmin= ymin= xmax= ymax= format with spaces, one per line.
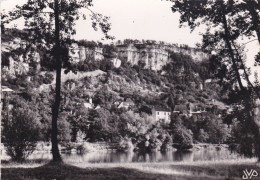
xmin=2 ymin=104 xmax=40 ymax=161
xmin=117 ymin=137 xmax=134 ymax=152
xmin=171 ymin=0 xmax=260 ymax=158
xmin=170 ymin=115 xmax=193 ymax=150
xmin=227 ymin=90 xmax=259 ymax=157
xmin=3 ymin=0 xmax=113 ymax=162
xmin=197 ymin=129 xmax=209 ymax=143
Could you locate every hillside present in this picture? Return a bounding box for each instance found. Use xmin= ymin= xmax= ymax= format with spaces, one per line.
xmin=1 ymin=28 xmax=224 ymax=111
xmin=1 ymin=28 xmax=229 ymax=148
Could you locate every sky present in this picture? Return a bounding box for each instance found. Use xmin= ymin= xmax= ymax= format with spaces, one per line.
xmin=1 ymin=0 xmax=203 ymax=46
xmin=1 ymin=0 xmax=259 ymax=79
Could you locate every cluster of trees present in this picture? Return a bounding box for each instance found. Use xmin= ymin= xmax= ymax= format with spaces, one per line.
xmin=2 ymin=0 xmax=115 ymax=162
xmin=171 ymin=0 xmax=260 ymax=159
xmin=1 ymin=65 xmax=232 ymax=162
xmin=2 ymin=91 xmax=230 ymax=161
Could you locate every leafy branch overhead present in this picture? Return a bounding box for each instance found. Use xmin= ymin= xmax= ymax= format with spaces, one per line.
xmin=171 ymin=0 xmax=260 ymax=95
xmin=2 ymin=0 xmax=114 ymax=46
xmin=171 ymin=0 xmax=260 ymax=160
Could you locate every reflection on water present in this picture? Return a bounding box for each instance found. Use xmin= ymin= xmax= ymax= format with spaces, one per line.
xmin=61 ymin=148 xmax=239 ymax=163
xmin=2 ymin=148 xmax=240 ymax=163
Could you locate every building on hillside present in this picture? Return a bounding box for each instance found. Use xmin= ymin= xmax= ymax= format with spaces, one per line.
xmin=173 ymin=103 xmax=206 ymax=117
xmin=83 ymin=97 xmax=99 ymax=110
xmin=118 ymin=98 xmax=135 ymax=109
xmin=152 ymin=107 xmax=171 ymax=124
xmin=173 ymin=105 xmax=190 ymax=116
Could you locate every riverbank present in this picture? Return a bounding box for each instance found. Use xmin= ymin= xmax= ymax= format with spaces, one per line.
xmin=2 ymin=158 xmax=260 ymax=179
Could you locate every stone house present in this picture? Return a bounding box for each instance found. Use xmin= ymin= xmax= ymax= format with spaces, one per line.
xmin=152 ymin=107 xmax=171 ymax=124
xmin=83 ymin=97 xmax=100 ymax=110
xmin=173 ymin=103 xmax=206 ymax=117
xmin=173 ymin=105 xmax=190 ymax=116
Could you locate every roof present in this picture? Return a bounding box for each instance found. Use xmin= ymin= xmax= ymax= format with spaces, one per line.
xmin=153 ymin=106 xmax=171 ymax=112
xmin=1 ymin=86 xmax=14 ymax=92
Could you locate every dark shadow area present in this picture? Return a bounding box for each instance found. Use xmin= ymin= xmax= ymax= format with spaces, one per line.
xmin=2 ymin=161 xmax=259 ymax=180
xmin=1 ymin=162 xmax=187 ymax=180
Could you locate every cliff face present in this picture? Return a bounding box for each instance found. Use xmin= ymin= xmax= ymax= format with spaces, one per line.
xmin=117 ymin=44 xmax=209 ymax=71
xmin=69 ymin=42 xmax=209 ymax=71
xmin=165 ymin=45 xmax=209 ymax=62
xmin=2 ymin=33 xmax=209 ymax=75
xmin=117 ymin=44 xmax=169 ymax=71
xmin=2 ymin=37 xmax=41 ymax=77
xmin=69 ymin=43 xmax=104 ymax=63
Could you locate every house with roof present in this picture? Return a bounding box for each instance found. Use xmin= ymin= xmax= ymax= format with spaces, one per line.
xmin=173 ymin=104 xmax=190 ymax=116
xmin=173 ymin=103 xmax=206 ymax=117
xmin=152 ymin=106 xmax=171 ymax=124
xmin=83 ymin=98 xmax=100 ymax=110
xmin=118 ymin=98 xmax=135 ymax=109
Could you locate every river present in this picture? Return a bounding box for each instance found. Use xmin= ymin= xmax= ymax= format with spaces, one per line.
xmin=2 ymin=148 xmax=239 ymax=163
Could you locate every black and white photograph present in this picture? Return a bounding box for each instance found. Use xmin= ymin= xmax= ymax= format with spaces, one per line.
xmin=1 ymin=0 xmax=260 ymax=179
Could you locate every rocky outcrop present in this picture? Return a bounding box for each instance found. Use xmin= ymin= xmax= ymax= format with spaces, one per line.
xmin=117 ymin=44 xmax=169 ymax=71
xmin=2 ymin=37 xmax=41 ymax=77
xmin=117 ymin=43 xmax=209 ymax=71
xmin=69 ymin=43 xmax=104 ymax=63
xmin=164 ymin=45 xmax=209 ymax=62
xmin=2 ymin=36 xmax=209 ymax=76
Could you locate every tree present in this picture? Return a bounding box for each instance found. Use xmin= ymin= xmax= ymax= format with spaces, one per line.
xmin=171 ymin=0 xmax=259 ymax=93
xmin=197 ymin=129 xmax=209 ymax=143
xmin=2 ymin=104 xmax=40 ymax=161
xmin=171 ymin=0 xmax=260 ymax=159
xmin=4 ymin=0 xmax=113 ymax=162
xmin=169 ymin=115 xmax=193 ymax=150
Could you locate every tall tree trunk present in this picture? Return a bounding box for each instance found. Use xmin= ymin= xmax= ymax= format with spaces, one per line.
xmin=51 ymin=0 xmax=62 ymax=162
xmin=246 ymin=0 xmax=260 ymax=46
xmin=222 ymin=14 xmax=245 ymax=90
xmin=253 ymin=99 xmax=260 ymax=163
xmin=231 ymin=41 xmax=260 ymax=98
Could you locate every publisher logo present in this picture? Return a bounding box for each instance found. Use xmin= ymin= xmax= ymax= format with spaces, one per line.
xmin=242 ymin=169 xmax=258 ymax=179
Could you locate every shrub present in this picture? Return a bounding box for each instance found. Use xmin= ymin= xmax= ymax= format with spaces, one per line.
xmin=43 ymin=72 xmax=54 ymax=84
xmin=172 ymin=128 xmax=193 ymax=150
xmin=117 ymin=137 xmax=134 ymax=152
xmin=2 ymin=107 xmax=40 ymax=161
xmin=197 ymin=129 xmax=209 ymax=142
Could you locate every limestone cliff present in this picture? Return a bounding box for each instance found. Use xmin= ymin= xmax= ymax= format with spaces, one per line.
xmin=117 ymin=44 xmax=209 ymax=71
xmin=2 ymin=37 xmax=41 ymax=77
xmin=69 ymin=43 xmax=104 ymax=63
xmin=2 ymin=30 xmax=209 ymax=75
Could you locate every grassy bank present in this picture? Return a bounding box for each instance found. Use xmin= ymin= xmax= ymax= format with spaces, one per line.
xmin=1 ymin=159 xmax=260 ymax=180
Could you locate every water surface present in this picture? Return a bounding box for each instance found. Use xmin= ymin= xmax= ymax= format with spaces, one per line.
xmin=19 ymin=148 xmax=240 ymax=163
